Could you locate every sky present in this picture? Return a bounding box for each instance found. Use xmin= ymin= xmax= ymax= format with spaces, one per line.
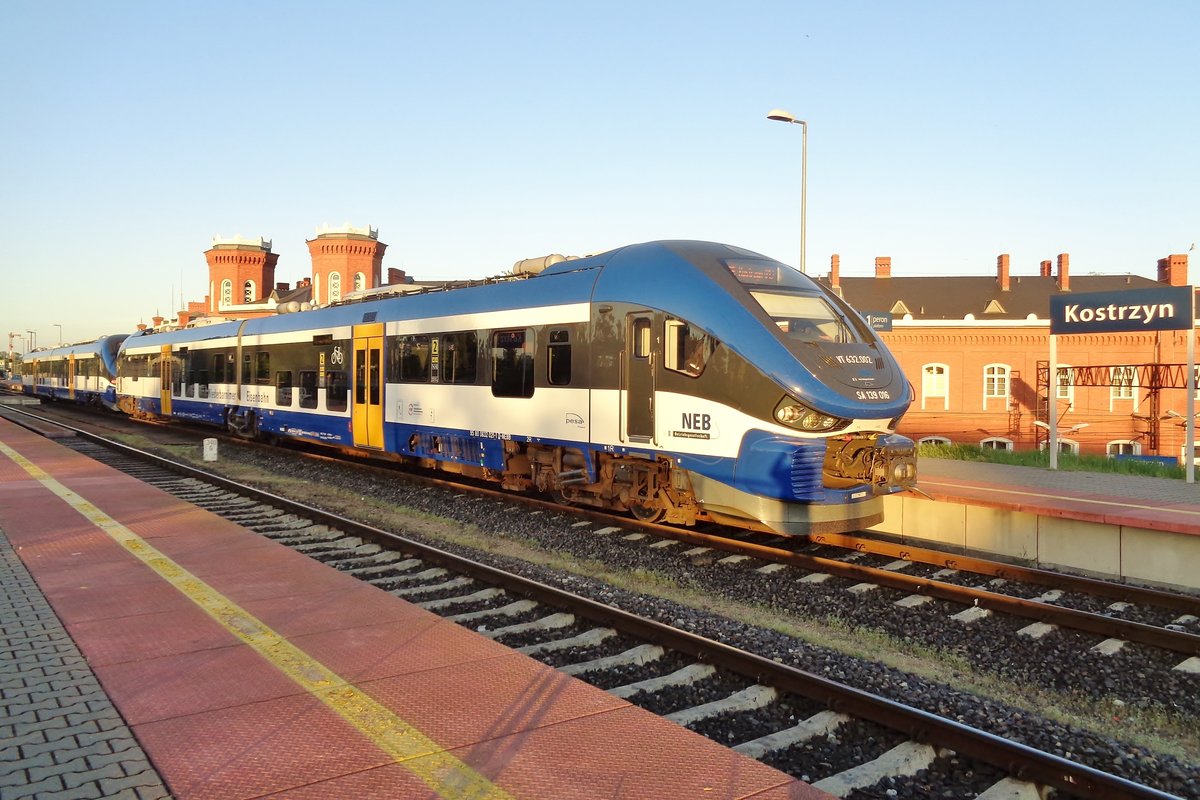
xmin=3 ymin=1 xmax=1198 ymax=346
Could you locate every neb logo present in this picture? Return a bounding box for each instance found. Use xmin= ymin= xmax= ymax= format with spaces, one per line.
xmin=681 ymin=413 xmax=711 ymax=430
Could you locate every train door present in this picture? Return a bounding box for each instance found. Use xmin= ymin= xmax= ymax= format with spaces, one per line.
xmin=67 ymin=354 xmax=76 ymax=401
xmin=352 ymin=323 xmax=384 ymax=449
xmin=624 ymin=312 xmax=656 ymax=442
xmin=159 ymin=345 xmax=173 ymax=415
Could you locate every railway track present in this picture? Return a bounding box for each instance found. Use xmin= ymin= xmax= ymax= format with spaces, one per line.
xmin=3 ymin=406 xmax=1193 ymax=798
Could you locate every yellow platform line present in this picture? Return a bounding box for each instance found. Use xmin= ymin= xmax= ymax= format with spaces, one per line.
xmin=0 ymin=441 xmax=515 ymax=800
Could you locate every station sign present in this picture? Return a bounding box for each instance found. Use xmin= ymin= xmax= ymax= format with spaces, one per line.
xmin=1049 ymin=286 xmax=1195 ymax=335
xmin=863 ymin=312 xmax=892 ymax=331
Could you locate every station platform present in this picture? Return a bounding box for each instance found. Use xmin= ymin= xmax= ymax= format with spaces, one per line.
xmin=0 ymin=417 xmax=822 ymax=799
xmin=874 ymin=457 xmax=1200 ymax=592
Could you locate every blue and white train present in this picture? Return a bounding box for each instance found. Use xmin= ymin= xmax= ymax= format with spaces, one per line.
xmin=25 ymin=241 xmax=917 ymax=534
xmin=19 ymin=335 xmax=129 ymax=409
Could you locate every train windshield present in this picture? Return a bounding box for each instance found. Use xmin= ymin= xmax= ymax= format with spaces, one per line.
xmin=750 ymin=291 xmax=864 ymax=344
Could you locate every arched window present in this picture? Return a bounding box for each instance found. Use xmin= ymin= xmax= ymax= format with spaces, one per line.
xmin=983 ymin=363 xmax=1009 ymax=409
xmin=221 ymin=280 xmax=232 ymax=307
xmin=922 ymin=363 xmax=949 ymax=411
xmin=980 ymin=436 xmax=1013 ymax=451
xmin=1055 ymin=364 xmax=1074 ymax=405
xmin=329 ymin=272 xmax=341 ymax=303
xmin=918 ymin=436 xmax=952 ymax=447
xmin=1107 ymin=440 xmax=1139 ymax=457
xmin=243 ymin=280 xmax=256 ymax=303
xmin=354 ymin=272 xmax=366 ymax=291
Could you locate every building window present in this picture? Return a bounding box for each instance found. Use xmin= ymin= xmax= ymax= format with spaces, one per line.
xmin=922 ymin=363 xmax=949 ymax=411
xmin=1107 ymin=441 xmax=1139 ymax=457
xmin=1055 ymin=365 xmax=1074 ymax=405
xmin=918 ymin=436 xmax=952 ymax=447
xmin=980 ymin=437 xmax=1012 ymax=451
xmin=983 ymin=363 xmax=1009 ymax=408
xmin=329 ymin=272 xmax=341 ymax=303
xmin=1110 ymin=366 xmax=1136 ymax=405
xmin=243 ymin=280 xmax=256 ymax=303
xmin=354 ymin=272 xmax=366 ymax=292
xmin=221 ymin=280 xmax=232 ymax=307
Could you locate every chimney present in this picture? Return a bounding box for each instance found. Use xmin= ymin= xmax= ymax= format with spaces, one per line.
xmin=997 ymin=253 xmax=1011 ymax=291
xmin=1157 ymin=253 xmax=1188 ymax=286
xmin=137 ymin=323 xmax=147 ymax=331
xmin=177 ymin=311 xmax=191 ymax=327
xmin=874 ymin=256 xmax=892 ymax=279
xmin=1040 ymin=260 xmax=1052 ymax=278
xmin=276 ymin=281 xmax=289 ymax=292
xmin=387 ymin=267 xmax=407 ymax=285
xmin=1057 ymin=253 xmax=1070 ymax=291
xmin=152 ymin=315 xmax=164 ymax=328
xmin=299 ymin=277 xmax=311 ymax=288
xmin=829 ymin=254 xmax=841 ymax=289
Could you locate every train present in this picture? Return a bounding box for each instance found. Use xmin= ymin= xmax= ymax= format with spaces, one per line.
xmin=16 ymin=240 xmax=917 ymax=534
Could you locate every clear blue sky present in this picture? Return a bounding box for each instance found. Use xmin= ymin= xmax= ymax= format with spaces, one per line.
xmin=3 ymin=1 xmax=1197 ymax=346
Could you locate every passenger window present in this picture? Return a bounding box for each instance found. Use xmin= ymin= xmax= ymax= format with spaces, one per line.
xmin=326 ymin=371 xmax=348 ymax=412
xmin=298 ymin=371 xmax=318 ymax=409
xmin=212 ymin=353 xmax=225 ymax=384
xmin=548 ymin=329 xmax=571 ymax=386
xmin=492 ymin=329 xmax=534 ymax=398
xmin=443 ymin=332 xmax=478 ymax=384
xmin=393 ymin=335 xmax=430 ymax=382
xmin=665 ymin=319 xmax=716 ymax=378
xmin=276 ymin=371 xmax=293 ymax=406
xmin=256 ymin=352 xmax=270 ymax=384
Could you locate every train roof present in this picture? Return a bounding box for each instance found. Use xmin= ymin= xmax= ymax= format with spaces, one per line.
xmin=22 ymin=334 xmax=129 ymax=360
xmin=121 ymin=240 xmax=909 ymax=418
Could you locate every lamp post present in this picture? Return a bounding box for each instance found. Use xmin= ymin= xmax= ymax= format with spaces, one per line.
xmin=767 ymin=108 xmax=808 ymax=274
xmin=53 ymin=323 xmax=62 ymax=346
xmin=26 ymin=330 xmax=36 ymax=352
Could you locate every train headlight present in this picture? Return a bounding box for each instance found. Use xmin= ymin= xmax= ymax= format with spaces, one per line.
xmin=774 ymin=399 xmax=845 ymax=432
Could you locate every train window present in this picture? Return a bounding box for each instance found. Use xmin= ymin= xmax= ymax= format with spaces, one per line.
xmin=751 ymin=292 xmax=858 ymax=344
xmin=242 ymin=353 xmax=252 ymax=384
xmin=326 ymin=371 xmax=348 ymax=412
xmin=256 ymin=352 xmax=270 ymax=384
xmin=392 ymin=335 xmax=431 ymax=382
xmin=665 ymin=319 xmax=716 ymax=378
xmin=633 ymin=319 xmax=651 ymax=358
xmin=298 ymin=371 xmax=318 ymax=409
xmin=548 ymin=329 xmax=571 ymax=386
xmin=276 ymin=371 xmax=293 ymax=406
xmin=212 ymin=353 xmax=225 ymax=383
xmin=492 ymin=329 xmax=534 ymax=398
xmin=443 ymin=332 xmax=478 ymax=384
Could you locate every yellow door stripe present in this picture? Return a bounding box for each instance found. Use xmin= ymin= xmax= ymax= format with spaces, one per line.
xmin=0 ymin=441 xmax=514 ymax=800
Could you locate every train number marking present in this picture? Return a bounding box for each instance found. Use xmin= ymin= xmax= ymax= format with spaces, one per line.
xmin=855 ymin=390 xmax=891 ymax=400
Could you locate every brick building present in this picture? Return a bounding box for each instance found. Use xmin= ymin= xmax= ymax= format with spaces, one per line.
xmin=822 ymin=253 xmax=1198 ymax=463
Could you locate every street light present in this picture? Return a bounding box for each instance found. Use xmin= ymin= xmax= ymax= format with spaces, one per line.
xmin=53 ymin=323 xmax=62 ymax=346
xmin=767 ymin=108 xmax=808 ymax=274
xmin=26 ymin=330 xmax=36 ymax=352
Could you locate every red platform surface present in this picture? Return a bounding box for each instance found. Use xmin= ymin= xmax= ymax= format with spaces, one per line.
xmin=0 ymin=418 xmax=828 ymax=800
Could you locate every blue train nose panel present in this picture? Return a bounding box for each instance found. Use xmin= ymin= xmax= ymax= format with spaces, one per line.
xmin=735 ymin=431 xmax=827 ymax=502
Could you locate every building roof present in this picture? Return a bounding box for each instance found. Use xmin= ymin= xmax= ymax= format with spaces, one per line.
xmin=821 ymin=274 xmax=1179 ymax=322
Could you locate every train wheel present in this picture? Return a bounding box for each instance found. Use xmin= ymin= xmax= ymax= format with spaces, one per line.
xmin=629 ymin=501 xmax=666 ymax=523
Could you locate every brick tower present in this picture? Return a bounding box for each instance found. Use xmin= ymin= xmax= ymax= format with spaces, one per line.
xmin=204 ymin=236 xmax=279 ymax=313
xmin=306 ymin=224 xmax=387 ymax=306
